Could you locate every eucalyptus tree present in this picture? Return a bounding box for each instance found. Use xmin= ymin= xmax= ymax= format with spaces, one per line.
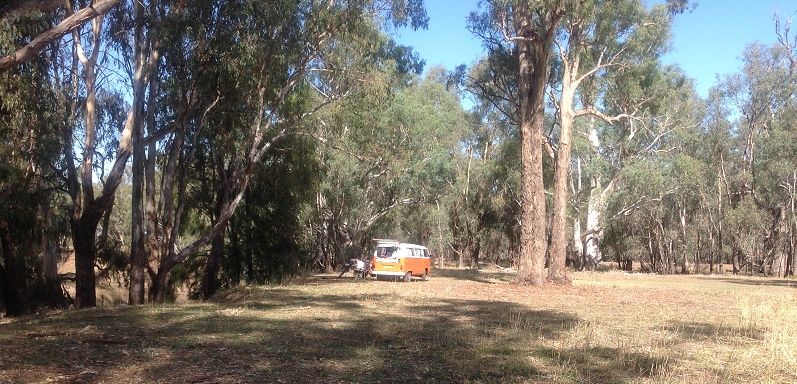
xmin=572 ymin=57 xmax=701 ymax=272
xmin=752 ymin=31 xmax=797 ymax=277
xmin=387 ymin=76 xmax=469 ymax=250
xmin=219 ymin=134 xmax=320 ymax=286
xmin=312 ymin=71 xmax=466 ymax=271
xmin=101 ymin=0 xmax=163 ymax=305
xmin=30 ymin=0 xmax=151 ymax=308
xmin=692 ymin=88 xmax=734 ymax=274
xmin=464 ymin=49 xmax=526 ymax=268
xmin=0 ymin=10 xmax=69 ymax=315
xmin=1 ymin=0 xmax=161 ymax=309
xmin=714 ymin=19 xmax=797 ymax=276
xmin=425 ymin=57 xmax=521 ymax=269
xmin=595 ymin=14 xmax=797 ymax=277
xmin=132 ymin=0 xmax=428 ymax=302
xmin=757 ymin=104 xmax=797 ymax=276
xmin=469 ymin=0 xmax=565 ymax=285
xmin=467 ymin=0 xmax=690 ymax=280
xmin=447 ymin=110 xmax=488 ymax=268
xmin=304 ymin=22 xmax=424 ymax=272
xmin=546 ymin=0 xmax=675 ymax=282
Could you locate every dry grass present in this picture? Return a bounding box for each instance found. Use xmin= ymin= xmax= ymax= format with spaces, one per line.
xmin=1 ymin=269 xmax=795 ymax=383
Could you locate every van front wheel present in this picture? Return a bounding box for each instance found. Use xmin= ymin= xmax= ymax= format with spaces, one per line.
xmin=403 ymin=272 xmax=412 ymax=282
xmin=421 ymin=269 xmax=428 ymax=281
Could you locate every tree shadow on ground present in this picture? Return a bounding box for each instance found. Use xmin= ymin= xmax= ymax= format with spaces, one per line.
xmin=536 ymin=346 xmax=673 ymax=383
xmin=298 ymin=275 xmax=376 ymax=285
xmin=662 ymin=321 xmax=765 ymax=341
xmin=432 ymin=268 xmax=516 ymax=284
xmin=2 ymin=289 xmax=676 ymax=383
xmin=211 ymin=287 xmax=387 ymax=312
xmin=696 ymin=277 xmax=797 ymax=288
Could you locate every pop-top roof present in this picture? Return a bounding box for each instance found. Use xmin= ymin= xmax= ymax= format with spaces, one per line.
xmin=372 ymin=239 xmax=427 ymax=249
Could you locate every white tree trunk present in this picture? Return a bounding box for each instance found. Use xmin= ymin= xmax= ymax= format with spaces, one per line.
xmin=572 ymin=157 xmax=583 ymax=268
xmin=584 ymin=176 xmax=615 ymax=270
xmin=573 ymin=215 xmax=583 ymax=267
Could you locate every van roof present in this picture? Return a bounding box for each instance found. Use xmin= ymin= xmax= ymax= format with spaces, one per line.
xmin=373 ymin=239 xmax=428 ymax=250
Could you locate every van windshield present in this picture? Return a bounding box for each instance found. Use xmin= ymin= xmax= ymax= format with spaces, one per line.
xmin=376 ymin=246 xmax=398 ymax=259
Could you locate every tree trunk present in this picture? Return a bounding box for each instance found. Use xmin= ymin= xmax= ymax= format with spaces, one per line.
xmin=679 ymin=206 xmax=690 ymax=274
xmin=695 ymin=230 xmax=701 ymax=274
xmin=201 ymin=158 xmax=229 ymax=300
xmin=0 ymin=221 xmax=22 ymax=316
xmin=472 ymin=233 xmax=481 ymax=269
xmin=732 ymin=247 xmax=741 ymax=274
xmin=73 ymin=216 xmax=97 ymax=308
xmin=571 ymin=157 xmax=583 ymax=270
xmin=128 ymin=0 xmax=148 ymax=305
xmin=72 ymin=15 xmax=103 ymax=309
xmin=584 ymin=177 xmax=615 ymax=270
xmin=201 ymin=230 xmax=225 ymax=300
xmin=789 ymin=198 xmax=796 ymax=277
xmin=245 ymin=210 xmax=255 ymax=282
xmin=40 ymin=201 xmax=59 ymax=283
xmin=129 ymin=110 xmax=146 ymax=304
xmin=766 ymin=205 xmax=788 ymax=277
xmin=228 ymin=216 xmax=242 ymax=285
xmin=667 ymin=239 xmax=675 ymax=274
xmin=66 ymin=11 xmax=137 ymax=308
xmin=515 ymin=4 xmax=558 ymax=286
xmin=709 ymin=229 xmax=715 ymax=274
xmin=143 ymin=28 xmax=161 ymax=301
xmin=648 ymin=230 xmax=658 ymax=272
xmin=150 ymin=259 xmax=173 ymax=304
xmin=572 ymin=216 xmax=583 ymax=270
xmin=548 ymin=63 xmax=577 ymax=284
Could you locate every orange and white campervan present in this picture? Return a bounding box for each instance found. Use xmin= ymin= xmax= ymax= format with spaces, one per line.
xmin=371 ymin=239 xmax=431 ymax=282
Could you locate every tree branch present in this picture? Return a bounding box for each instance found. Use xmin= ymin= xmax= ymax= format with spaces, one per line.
xmin=574 ymin=106 xmax=632 ymax=124
xmin=0 ymin=0 xmax=63 ymax=22
xmin=0 ymin=0 xmax=120 ymax=72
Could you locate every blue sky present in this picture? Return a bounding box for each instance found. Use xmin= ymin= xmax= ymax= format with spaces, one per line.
xmin=394 ymin=0 xmax=797 ymax=98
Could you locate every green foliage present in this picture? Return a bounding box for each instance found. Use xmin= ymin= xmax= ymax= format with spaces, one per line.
xmin=313 ymin=73 xmax=468 ymax=262
xmin=725 ymin=196 xmax=768 ymax=258
xmin=0 ymin=17 xmax=71 ymax=314
xmin=225 ymin=134 xmax=321 ymax=284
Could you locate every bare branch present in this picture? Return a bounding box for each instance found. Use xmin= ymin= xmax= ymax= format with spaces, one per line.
xmin=609 ymin=188 xmax=678 ymax=222
xmin=574 ymin=45 xmax=628 ymax=86
xmin=574 ymin=106 xmax=633 ymax=124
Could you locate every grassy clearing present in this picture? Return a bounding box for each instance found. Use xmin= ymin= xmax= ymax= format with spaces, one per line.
xmin=1 ymin=270 xmax=795 ymax=383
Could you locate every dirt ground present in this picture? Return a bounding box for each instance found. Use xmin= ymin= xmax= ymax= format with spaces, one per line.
xmin=1 ymin=269 xmax=795 ymax=383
